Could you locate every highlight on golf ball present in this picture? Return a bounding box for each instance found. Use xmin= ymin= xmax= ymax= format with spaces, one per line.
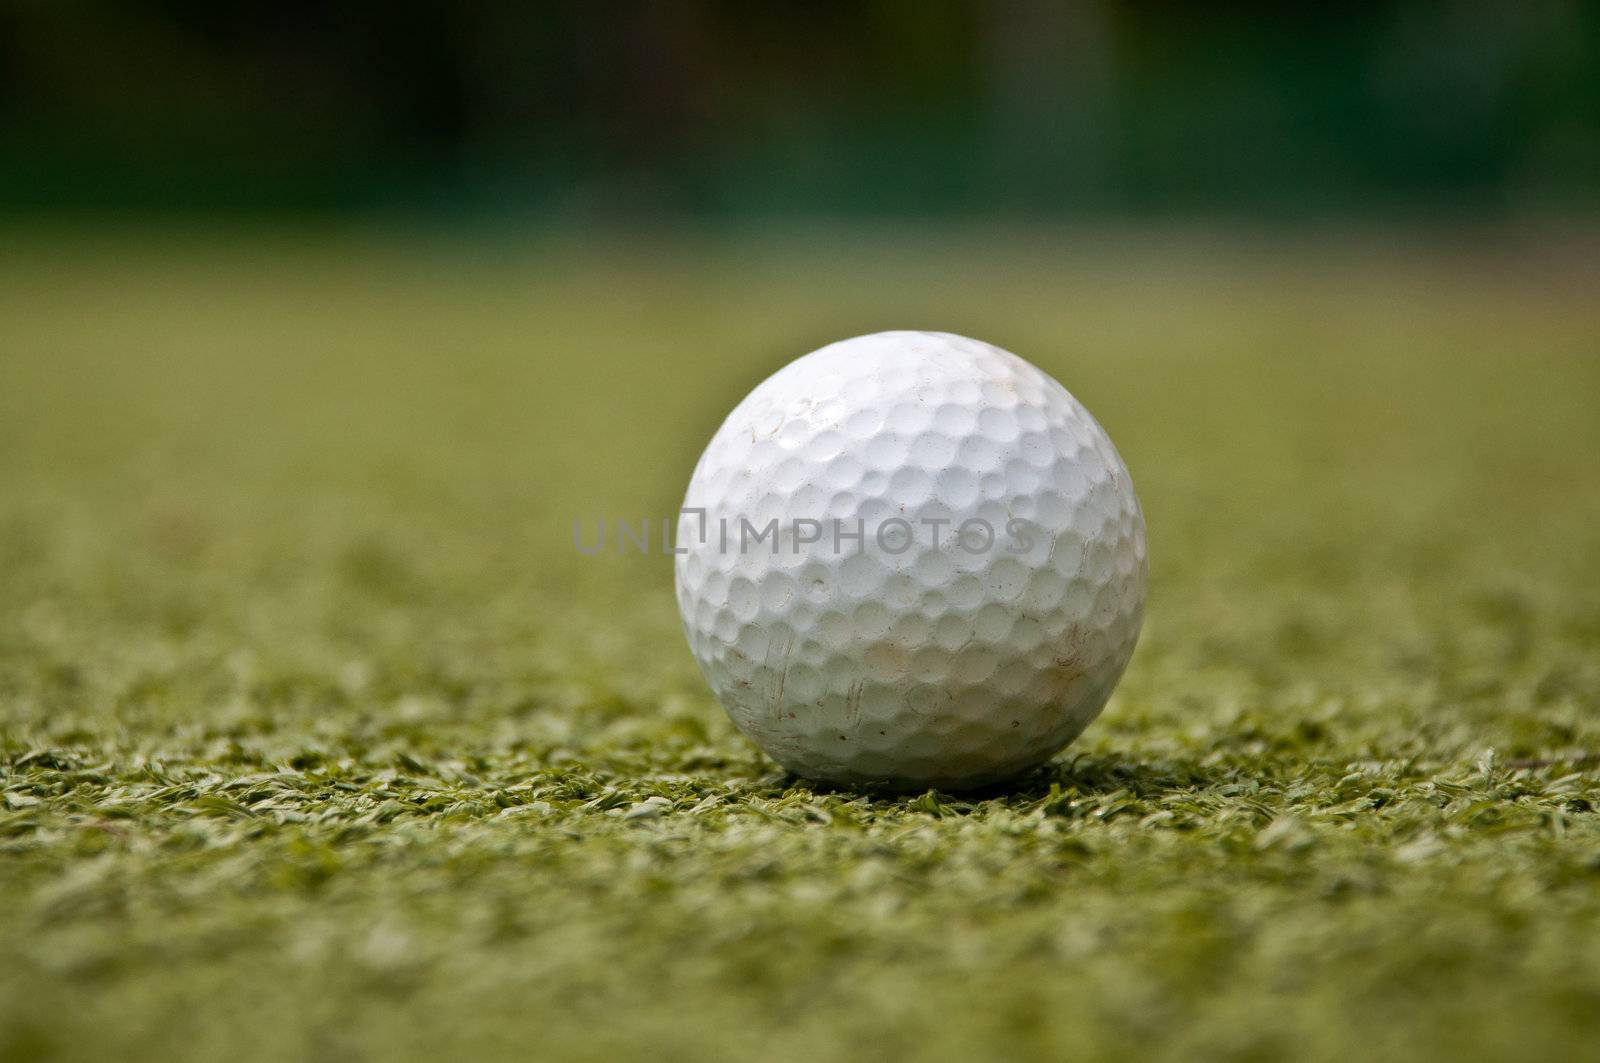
xmin=675 ymin=331 xmax=1146 ymax=790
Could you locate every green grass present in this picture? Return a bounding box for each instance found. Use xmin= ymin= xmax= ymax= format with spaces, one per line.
xmin=2 ymin=223 xmax=1599 ymax=1062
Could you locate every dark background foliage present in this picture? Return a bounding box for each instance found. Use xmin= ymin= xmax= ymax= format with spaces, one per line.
xmin=3 ymin=1 xmax=1596 ymax=217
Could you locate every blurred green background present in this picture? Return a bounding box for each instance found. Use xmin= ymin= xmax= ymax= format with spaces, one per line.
xmin=4 ymin=5 xmax=1600 ymax=1063
xmin=3 ymin=1 xmax=1597 ymax=218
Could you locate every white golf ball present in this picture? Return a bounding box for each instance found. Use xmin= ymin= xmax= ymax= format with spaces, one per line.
xmin=675 ymin=331 xmax=1145 ymax=789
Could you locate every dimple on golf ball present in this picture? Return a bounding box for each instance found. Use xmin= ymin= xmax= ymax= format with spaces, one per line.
xmin=675 ymin=331 xmax=1146 ymax=790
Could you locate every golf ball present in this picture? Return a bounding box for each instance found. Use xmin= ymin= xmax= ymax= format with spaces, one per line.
xmin=675 ymin=331 xmax=1145 ymax=789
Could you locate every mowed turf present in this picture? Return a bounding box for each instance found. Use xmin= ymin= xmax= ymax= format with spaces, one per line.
xmin=1 ymin=224 xmax=1598 ymax=1062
